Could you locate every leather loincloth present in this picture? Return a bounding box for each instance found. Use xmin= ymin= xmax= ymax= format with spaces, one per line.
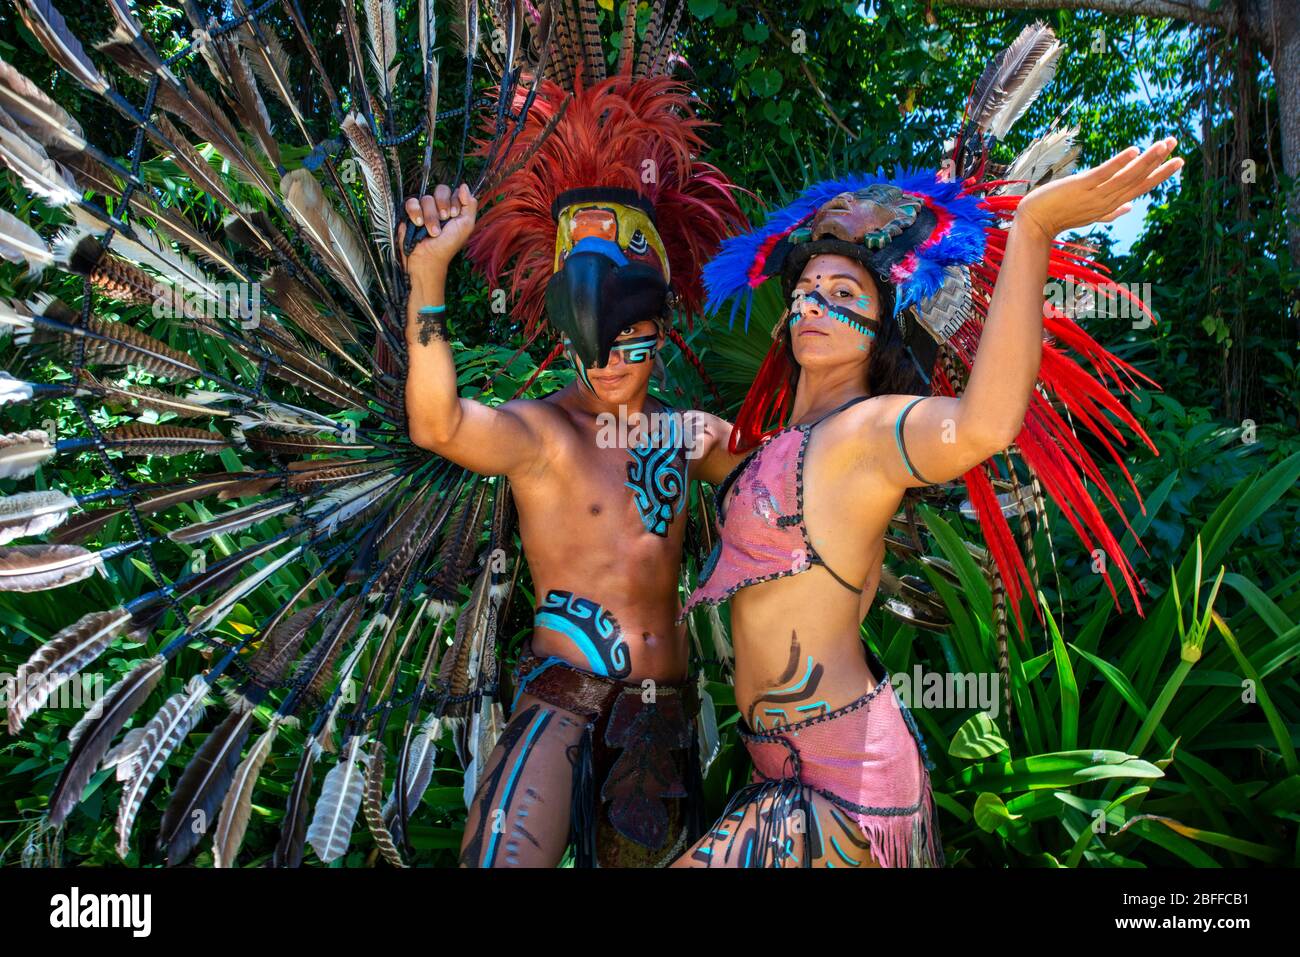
xmin=513 ymin=652 xmax=702 ymax=867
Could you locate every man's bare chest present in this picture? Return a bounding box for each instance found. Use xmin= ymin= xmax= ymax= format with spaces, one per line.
xmin=535 ymin=421 xmax=691 ymax=538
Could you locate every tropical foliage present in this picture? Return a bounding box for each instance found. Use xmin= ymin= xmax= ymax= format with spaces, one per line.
xmin=1 ymin=0 xmax=1296 ymax=867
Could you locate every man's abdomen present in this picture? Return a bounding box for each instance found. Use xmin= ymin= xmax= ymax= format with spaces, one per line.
xmin=530 ymin=586 xmax=687 ymax=682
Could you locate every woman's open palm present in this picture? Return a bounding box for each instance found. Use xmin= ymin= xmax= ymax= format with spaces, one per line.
xmin=1015 ymin=136 xmax=1183 ymax=238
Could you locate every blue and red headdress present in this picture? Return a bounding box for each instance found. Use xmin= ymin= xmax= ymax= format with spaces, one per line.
xmin=705 ymin=170 xmax=989 ymax=327
xmin=703 ymin=23 xmax=1162 ymax=643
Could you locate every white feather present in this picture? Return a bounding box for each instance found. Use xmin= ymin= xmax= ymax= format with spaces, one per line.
xmin=987 ymin=41 xmax=1061 ymax=140
xmin=998 ymin=126 xmax=1080 ymax=196
xmin=0 ymin=56 xmax=87 ymax=151
xmin=0 ymin=120 xmax=80 ymax=205
xmin=0 ymin=371 xmax=35 ymax=407
xmin=0 ymin=429 xmax=53 ymax=479
xmin=306 ymin=734 xmax=370 ymax=863
xmin=0 ymin=208 xmax=52 ymax=274
xmin=188 ymin=545 xmax=304 ymax=634
xmin=0 ymin=488 xmax=76 ymax=544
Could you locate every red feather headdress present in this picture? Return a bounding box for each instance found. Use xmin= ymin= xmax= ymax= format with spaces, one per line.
xmin=468 ymin=72 xmax=746 ymax=354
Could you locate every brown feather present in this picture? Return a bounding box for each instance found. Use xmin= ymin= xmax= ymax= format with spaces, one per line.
xmin=100 ymin=424 xmax=228 ymax=456
xmin=8 ymin=606 xmax=134 ymax=732
xmin=636 ymin=0 xmax=668 ymax=77
xmin=577 ymin=0 xmax=606 ymax=82
xmin=427 ymin=483 xmax=490 ymax=604
xmin=0 ymin=543 xmax=104 ymax=592
xmin=245 ymin=601 xmax=326 ymax=690
xmin=114 ymin=676 xmax=210 ymax=858
xmin=14 ymin=0 xmax=109 ymax=94
xmin=53 ymin=472 xmax=257 ymax=545
xmin=649 ymin=0 xmax=683 ymax=77
xmin=362 ymin=739 xmax=406 ymax=867
xmin=212 ymin=720 xmax=280 ymax=868
xmin=157 ymin=709 xmax=256 ymax=865
xmin=48 ymin=655 xmax=165 ymax=826
xmin=617 ymin=0 xmax=639 ymax=75
xmin=272 ymin=744 xmax=316 ymax=867
xmin=166 ymin=497 xmax=298 ymax=546
xmin=19 ymin=298 xmax=201 ymax=380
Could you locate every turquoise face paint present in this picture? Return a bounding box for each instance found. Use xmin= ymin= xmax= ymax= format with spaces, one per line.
xmin=607 ymin=332 xmax=660 ymax=364
xmin=562 ymin=336 xmax=596 ymax=392
xmin=565 ymin=331 xmax=659 ymax=391
xmin=788 ymin=289 xmax=879 ymax=339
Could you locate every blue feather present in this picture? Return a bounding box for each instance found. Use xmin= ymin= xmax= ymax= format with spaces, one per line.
xmin=703 ymin=168 xmax=994 ymax=319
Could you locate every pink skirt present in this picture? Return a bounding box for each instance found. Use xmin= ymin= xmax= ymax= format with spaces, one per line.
xmin=735 ymin=673 xmax=944 ymax=868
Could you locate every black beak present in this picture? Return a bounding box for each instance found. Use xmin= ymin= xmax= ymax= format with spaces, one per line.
xmin=546 ymin=251 xmax=668 ymax=368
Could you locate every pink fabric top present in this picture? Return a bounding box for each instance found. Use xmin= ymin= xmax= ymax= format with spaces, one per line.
xmin=678 ymin=396 xmax=868 ymax=622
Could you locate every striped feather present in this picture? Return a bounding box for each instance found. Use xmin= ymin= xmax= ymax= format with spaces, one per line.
xmin=115 ymin=676 xmax=210 ymax=859
xmin=212 ymin=719 xmax=281 ymax=868
xmin=0 ymin=489 xmax=75 ymax=544
xmin=8 ymin=606 xmax=134 ymax=732
xmin=362 ymin=740 xmax=406 ymax=867
xmin=48 ymin=655 xmax=165 ymax=826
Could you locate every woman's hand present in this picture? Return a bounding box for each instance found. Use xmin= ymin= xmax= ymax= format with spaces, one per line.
xmin=1014 ymin=137 xmax=1183 ymax=240
xmin=399 ymin=183 xmax=478 ymax=285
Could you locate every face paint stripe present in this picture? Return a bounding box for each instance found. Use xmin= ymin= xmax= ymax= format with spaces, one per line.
xmin=562 ymin=337 xmax=597 ymax=392
xmin=608 ymin=332 xmax=661 ymax=364
xmin=789 ymin=289 xmax=880 ymax=338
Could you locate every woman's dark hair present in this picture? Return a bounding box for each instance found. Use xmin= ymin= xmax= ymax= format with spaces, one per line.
xmin=782 ymin=269 xmax=929 ymax=399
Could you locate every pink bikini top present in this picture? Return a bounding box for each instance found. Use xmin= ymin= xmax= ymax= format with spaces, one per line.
xmin=679 ymin=395 xmax=873 ymax=621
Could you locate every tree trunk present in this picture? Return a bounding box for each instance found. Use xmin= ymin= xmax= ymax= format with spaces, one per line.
xmin=1271 ymin=8 xmax=1300 ymax=312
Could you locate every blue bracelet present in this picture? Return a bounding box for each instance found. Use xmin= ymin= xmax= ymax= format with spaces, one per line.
xmin=415 ymin=304 xmax=449 ymax=345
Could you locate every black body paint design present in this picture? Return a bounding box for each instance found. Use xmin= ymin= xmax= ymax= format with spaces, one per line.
xmin=416 ymin=311 xmax=448 ymax=346
xmin=534 ymin=590 xmax=631 ymax=678
xmin=625 ymin=412 xmax=687 ymax=537
xmin=461 ymin=704 xmax=550 ymax=867
xmin=746 ymin=631 xmax=827 ymax=731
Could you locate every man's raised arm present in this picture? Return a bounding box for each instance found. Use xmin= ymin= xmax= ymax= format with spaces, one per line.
xmin=402 ymin=183 xmax=546 ymax=478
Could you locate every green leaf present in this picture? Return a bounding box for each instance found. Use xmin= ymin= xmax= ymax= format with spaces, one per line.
xmin=955 ymin=750 xmax=1164 ymax=793
xmin=1119 ymin=815 xmax=1284 ymax=863
xmin=1043 ymin=594 xmax=1079 ymax=750
xmin=948 ymin=711 xmax=1008 ymax=760
xmin=973 ymin=792 xmax=1020 ymax=832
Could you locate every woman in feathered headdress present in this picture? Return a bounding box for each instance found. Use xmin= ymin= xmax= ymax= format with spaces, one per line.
xmin=671 ymin=25 xmax=1182 ymax=867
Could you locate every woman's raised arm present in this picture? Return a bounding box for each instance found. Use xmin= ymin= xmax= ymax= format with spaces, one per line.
xmin=875 ymin=138 xmax=1183 ymax=490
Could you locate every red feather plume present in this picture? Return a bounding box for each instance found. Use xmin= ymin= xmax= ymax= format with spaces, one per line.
xmin=468 ymin=74 xmax=747 ymax=339
xmin=940 ymin=193 xmax=1160 ymax=624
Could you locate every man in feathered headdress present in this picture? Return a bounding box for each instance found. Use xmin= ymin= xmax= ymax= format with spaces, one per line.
xmin=399 ymin=3 xmax=746 ymax=867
